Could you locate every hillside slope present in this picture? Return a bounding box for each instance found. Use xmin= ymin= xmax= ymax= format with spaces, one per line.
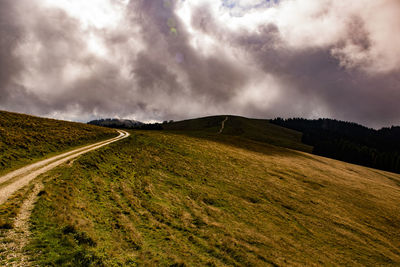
xmin=163 ymin=115 xmax=313 ymax=153
xmin=0 ymin=110 xmax=116 ymax=175
xmin=25 ymin=130 xmax=400 ymax=266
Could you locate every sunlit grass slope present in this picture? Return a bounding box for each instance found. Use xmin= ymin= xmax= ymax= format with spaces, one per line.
xmin=163 ymin=115 xmax=312 ymax=153
xmin=0 ymin=110 xmax=116 ymax=175
xmin=28 ymin=131 xmax=400 ymax=266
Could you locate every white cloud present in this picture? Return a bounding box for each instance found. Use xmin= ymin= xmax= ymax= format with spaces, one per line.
xmin=176 ymin=0 xmax=400 ymax=74
xmin=40 ymin=0 xmax=128 ymax=29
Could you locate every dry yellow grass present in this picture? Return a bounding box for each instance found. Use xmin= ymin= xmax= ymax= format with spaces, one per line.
xmin=26 ymin=131 xmax=400 ymax=266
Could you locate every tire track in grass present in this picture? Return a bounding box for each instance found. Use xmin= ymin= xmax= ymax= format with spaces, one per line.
xmin=0 ymin=130 xmax=129 ymax=265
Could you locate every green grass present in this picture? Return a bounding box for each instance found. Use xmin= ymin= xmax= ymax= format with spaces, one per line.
xmin=0 ymin=110 xmax=116 ymax=229
xmin=27 ymin=130 xmax=400 ymax=266
xmin=0 ymin=183 xmax=34 ymax=229
xmin=163 ymin=115 xmax=313 ymax=153
xmin=0 ymin=110 xmax=117 ymax=176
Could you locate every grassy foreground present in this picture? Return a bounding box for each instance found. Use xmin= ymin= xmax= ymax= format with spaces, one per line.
xmin=0 ymin=110 xmax=116 ymax=176
xmin=27 ymin=131 xmax=400 ymax=266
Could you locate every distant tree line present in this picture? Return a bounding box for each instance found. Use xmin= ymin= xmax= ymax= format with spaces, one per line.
xmin=88 ymin=118 xmax=176 ymax=131
xmin=133 ymin=120 xmax=174 ymax=130
xmin=134 ymin=123 xmax=163 ymax=130
xmin=271 ymin=118 xmax=400 ymax=174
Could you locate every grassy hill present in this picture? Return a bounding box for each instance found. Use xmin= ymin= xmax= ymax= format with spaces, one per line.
xmin=0 ymin=110 xmax=117 ymax=176
xmin=163 ymin=115 xmax=313 ymax=153
xmin=25 ymin=129 xmax=400 ymax=266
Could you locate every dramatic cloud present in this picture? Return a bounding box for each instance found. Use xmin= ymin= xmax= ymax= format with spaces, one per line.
xmin=0 ymin=0 xmax=399 ymax=127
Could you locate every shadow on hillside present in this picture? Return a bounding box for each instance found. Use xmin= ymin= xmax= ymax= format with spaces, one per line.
xmin=161 ymin=115 xmax=312 ymax=155
xmin=162 ymin=130 xmax=306 ymax=158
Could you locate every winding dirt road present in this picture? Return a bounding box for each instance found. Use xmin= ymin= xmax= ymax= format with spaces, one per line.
xmin=0 ymin=130 xmax=129 ymax=205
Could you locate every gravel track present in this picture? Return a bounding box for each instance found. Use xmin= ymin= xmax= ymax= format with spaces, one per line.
xmin=0 ymin=130 xmax=129 ymax=205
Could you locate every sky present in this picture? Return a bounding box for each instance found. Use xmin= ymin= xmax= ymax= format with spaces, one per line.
xmin=0 ymin=0 xmax=399 ymax=128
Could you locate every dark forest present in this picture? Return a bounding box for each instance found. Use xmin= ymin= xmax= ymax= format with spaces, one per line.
xmin=271 ymin=118 xmax=400 ymax=174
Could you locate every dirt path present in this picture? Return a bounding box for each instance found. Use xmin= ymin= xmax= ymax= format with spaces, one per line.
xmin=0 ymin=130 xmax=129 ymax=205
xmin=0 ymin=130 xmax=129 ymax=265
xmin=219 ymin=117 xmax=228 ymax=134
xmin=0 ymin=182 xmax=43 ymax=266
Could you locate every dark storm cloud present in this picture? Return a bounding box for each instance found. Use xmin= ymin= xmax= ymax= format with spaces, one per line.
xmin=133 ymin=52 xmax=183 ymax=96
xmin=129 ymin=0 xmax=249 ymax=103
xmin=0 ymin=1 xmax=82 ymax=115
xmin=231 ymin=24 xmax=400 ymax=127
xmin=0 ymin=0 xmax=399 ymax=127
xmin=0 ymin=1 xmax=39 ymax=111
xmin=0 ymin=0 xmax=149 ymax=119
xmin=0 ymin=1 xmax=19 ymax=87
xmin=187 ymin=5 xmax=400 ymax=127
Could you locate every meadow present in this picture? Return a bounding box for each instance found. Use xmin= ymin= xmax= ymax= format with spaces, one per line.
xmin=26 ymin=130 xmax=400 ymax=266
